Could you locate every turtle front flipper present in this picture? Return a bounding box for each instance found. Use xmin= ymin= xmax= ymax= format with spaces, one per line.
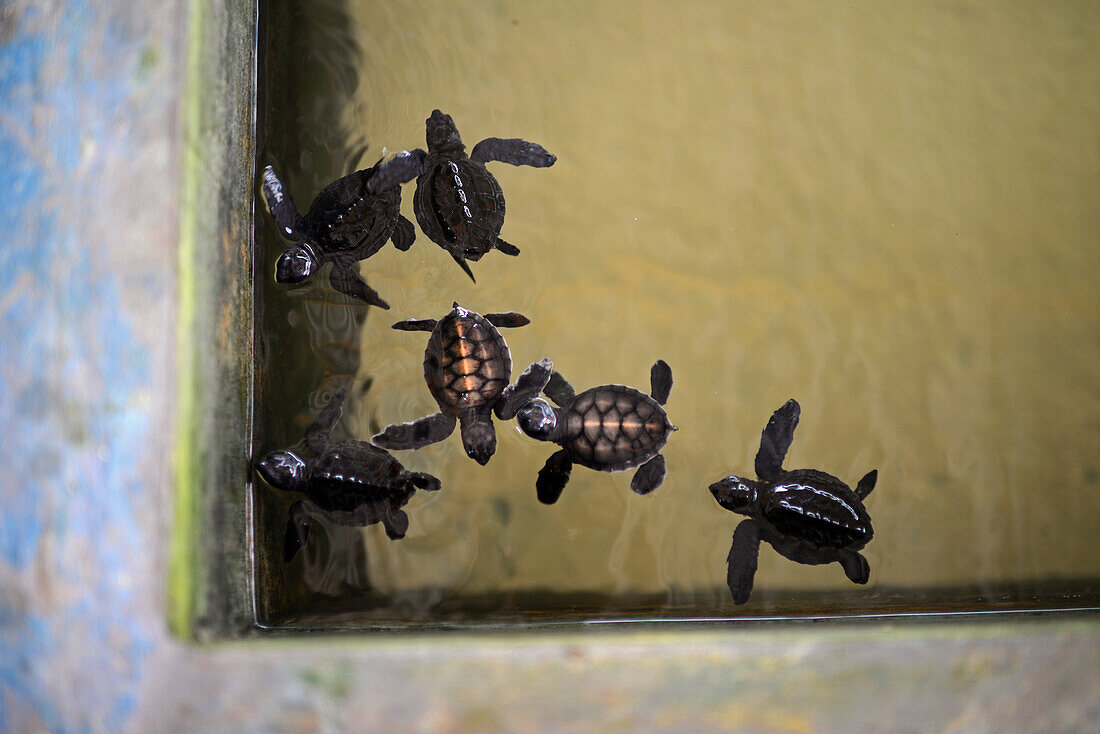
xmin=304 ymin=388 xmax=347 ymax=455
xmin=543 ymin=371 xmax=576 ymax=407
xmin=372 ymin=411 xmax=457 ymax=450
xmin=261 ymin=165 xmax=307 ymax=241
xmin=483 ymin=311 xmax=530 ymax=329
xmin=839 ymin=550 xmax=870 ymax=585
xmin=754 ymin=399 xmax=801 ymax=482
xmin=496 ymin=358 xmax=553 ymax=420
xmin=391 ymin=215 xmax=416 ymax=251
xmin=495 ymin=239 xmax=520 ymax=256
xmin=630 ymin=454 xmax=666 ymax=495
xmin=855 ymin=469 xmax=878 ymax=501
xmin=650 ymin=359 xmax=673 ymax=405
xmin=284 ymin=501 xmax=313 ymax=562
xmin=727 ymin=519 xmax=762 ymax=605
xmin=537 ymin=449 xmax=573 ymax=505
xmin=470 ymin=138 xmax=557 ymax=168
xmin=329 ymin=263 xmax=390 ymax=309
xmin=367 ymin=149 xmax=427 ymax=194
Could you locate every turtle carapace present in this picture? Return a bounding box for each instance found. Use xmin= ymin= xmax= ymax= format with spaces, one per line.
xmin=515 ymin=360 xmax=677 ymax=504
xmin=709 ymin=399 xmax=878 ymax=605
xmin=366 ymin=110 xmax=556 ymax=281
xmin=254 ymin=389 xmax=440 ymax=561
xmin=261 ymin=161 xmax=417 ymax=309
xmin=372 ymin=303 xmax=553 ymax=466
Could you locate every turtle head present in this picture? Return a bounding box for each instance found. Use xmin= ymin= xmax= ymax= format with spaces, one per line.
xmin=709 ymin=475 xmax=758 ymax=513
xmin=275 ymin=243 xmax=318 ymax=284
xmin=426 ymin=109 xmax=464 ymax=154
xmin=460 ymin=419 xmax=496 ymax=466
xmin=255 ymin=451 xmax=307 ymax=492
xmin=516 ymin=398 xmax=558 ymax=442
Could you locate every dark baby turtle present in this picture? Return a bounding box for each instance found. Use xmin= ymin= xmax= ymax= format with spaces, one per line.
xmin=516 ymin=360 xmax=677 ymax=504
xmin=709 ymin=399 xmax=878 ymax=605
xmin=254 ymin=389 xmax=441 ymax=561
xmin=261 ymin=161 xmax=417 ymax=309
xmin=366 ymin=109 xmax=556 ymax=281
xmin=372 ymin=303 xmax=553 ymax=466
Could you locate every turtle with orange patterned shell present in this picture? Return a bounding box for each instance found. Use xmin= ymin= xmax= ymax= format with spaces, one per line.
xmin=372 ymin=303 xmax=552 ymax=466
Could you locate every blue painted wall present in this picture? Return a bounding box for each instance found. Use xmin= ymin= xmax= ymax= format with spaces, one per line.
xmin=0 ymin=2 xmax=171 ymax=730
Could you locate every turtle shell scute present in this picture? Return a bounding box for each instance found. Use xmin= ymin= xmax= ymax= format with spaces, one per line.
xmin=562 ymin=385 xmax=671 ymax=472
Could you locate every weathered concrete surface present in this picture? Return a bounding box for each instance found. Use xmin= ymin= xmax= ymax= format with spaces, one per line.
xmin=126 ymin=622 xmax=1100 ymax=734
xmin=1 ymin=1 xmax=1098 ymax=733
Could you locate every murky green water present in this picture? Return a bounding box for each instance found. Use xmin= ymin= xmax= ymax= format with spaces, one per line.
xmin=255 ymin=0 xmax=1100 ymax=625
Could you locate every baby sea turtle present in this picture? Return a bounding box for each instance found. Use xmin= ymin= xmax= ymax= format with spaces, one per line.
xmin=254 ymin=389 xmax=440 ymax=561
xmin=516 ymin=360 xmax=677 ymax=504
xmin=372 ymin=303 xmax=552 ymax=466
xmin=709 ymin=399 xmax=878 ymax=605
xmin=261 ymin=161 xmax=417 ymax=309
xmin=366 ymin=109 xmax=556 ymax=281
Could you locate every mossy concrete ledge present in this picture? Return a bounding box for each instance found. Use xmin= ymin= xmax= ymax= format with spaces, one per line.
xmin=170 ymin=0 xmax=257 ymax=639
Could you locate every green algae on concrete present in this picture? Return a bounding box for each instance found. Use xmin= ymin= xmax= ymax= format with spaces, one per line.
xmin=169 ymin=0 xmax=258 ymax=639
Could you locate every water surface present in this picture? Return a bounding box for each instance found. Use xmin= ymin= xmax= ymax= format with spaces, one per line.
xmin=256 ymin=0 xmax=1100 ymax=623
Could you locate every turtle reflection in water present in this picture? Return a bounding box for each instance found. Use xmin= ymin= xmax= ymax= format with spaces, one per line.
xmin=709 ymin=399 xmax=878 ymax=605
xmin=261 ymin=160 xmax=417 ymax=309
xmin=516 ymin=360 xmax=677 ymax=504
xmin=367 ymin=109 xmax=556 ymax=281
xmin=254 ymin=389 xmax=440 ymax=561
xmin=372 ymin=303 xmax=553 ymax=466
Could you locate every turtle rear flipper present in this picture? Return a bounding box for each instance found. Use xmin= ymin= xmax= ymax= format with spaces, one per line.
xmin=470 ymin=138 xmax=557 ymax=168
xmin=650 ymin=359 xmax=673 ymax=405
xmin=367 ymin=149 xmax=427 ymax=194
xmin=840 ymin=550 xmax=870 ymax=585
xmin=391 ymin=215 xmax=416 ymax=251
xmin=261 ymin=165 xmax=307 ymax=241
xmin=304 ymin=388 xmax=347 ymax=454
xmin=537 ymin=449 xmax=573 ymax=505
xmin=284 ymin=501 xmax=313 ymax=562
xmin=410 ymin=472 xmax=441 ymax=492
xmin=330 ymin=263 xmax=390 ymax=309
xmin=754 ymin=399 xmax=801 ymax=482
xmin=372 ymin=411 xmax=457 ymax=450
xmin=495 ymin=239 xmax=520 ymax=256
xmin=381 ymin=506 xmax=409 ymax=540
xmin=630 ymin=454 xmax=666 ymax=495
xmin=543 ymin=371 xmax=576 ymax=406
xmin=496 ymin=358 xmax=553 ymax=420
xmin=855 ymin=469 xmax=878 ymax=501
xmin=727 ymin=519 xmax=761 ymax=605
